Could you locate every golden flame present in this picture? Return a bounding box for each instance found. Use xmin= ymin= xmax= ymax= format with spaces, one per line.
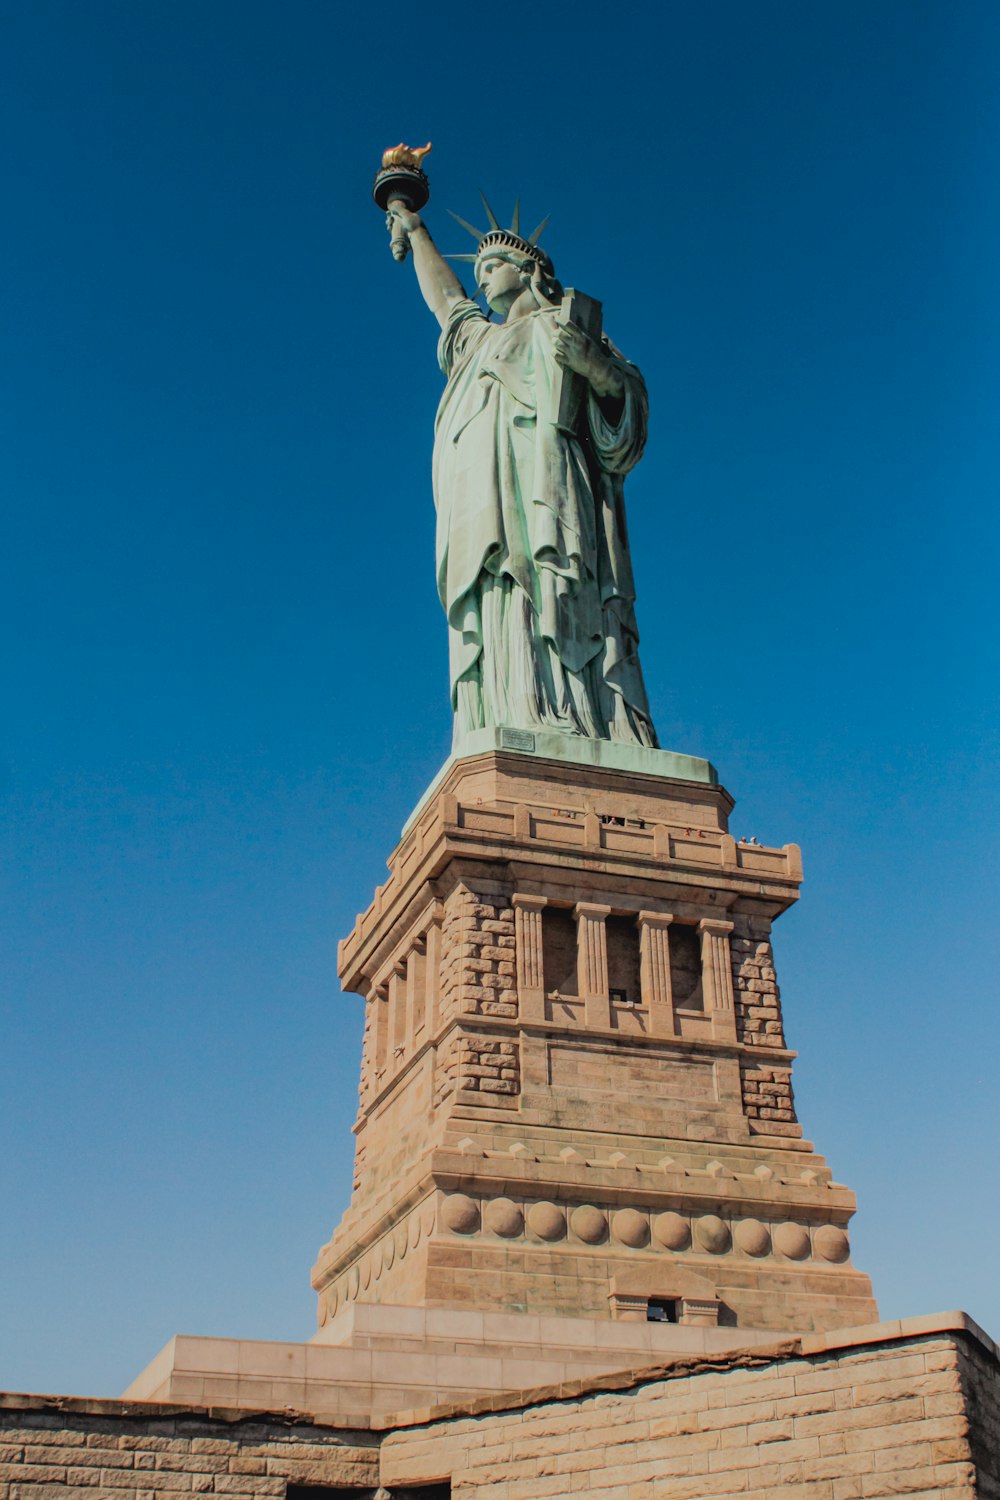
xmin=381 ymin=141 xmax=432 ymax=171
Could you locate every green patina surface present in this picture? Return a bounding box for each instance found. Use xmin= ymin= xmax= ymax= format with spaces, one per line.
xmin=385 ymin=185 xmax=666 ymax=756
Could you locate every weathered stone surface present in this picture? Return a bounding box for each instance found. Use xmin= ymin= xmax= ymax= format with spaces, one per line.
xmin=441 ymin=1195 xmax=480 ymax=1235
xmin=17 ymin=1321 xmax=1000 ymax=1497
xmin=815 ymin=1225 xmax=851 ymax=1263
xmin=309 ymin=751 xmax=875 ymax=1332
xmin=570 ymin=1206 xmax=608 ymax=1244
xmin=0 ymin=1396 xmax=378 ymax=1500
xmin=483 ymin=1197 xmax=523 ymax=1238
xmin=695 ymin=1215 xmax=732 ymax=1255
xmin=653 ymin=1212 xmax=691 ymax=1250
xmin=612 ymin=1209 xmax=649 ymax=1248
xmin=375 ymin=1322 xmax=997 ymax=1499
xmin=774 ymin=1223 xmax=811 ymax=1261
xmin=735 ymin=1218 xmax=771 ymax=1257
xmin=526 ymin=1202 xmax=566 ymax=1242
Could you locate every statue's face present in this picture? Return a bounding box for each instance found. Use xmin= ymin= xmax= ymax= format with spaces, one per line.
xmin=477 ymin=252 xmax=527 ymax=312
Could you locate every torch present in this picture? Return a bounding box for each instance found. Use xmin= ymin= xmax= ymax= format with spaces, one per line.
xmin=372 ymin=142 xmax=432 ymax=263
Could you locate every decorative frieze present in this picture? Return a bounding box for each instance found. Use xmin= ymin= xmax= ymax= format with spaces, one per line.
xmin=431 ymin=1189 xmax=849 ymax=1266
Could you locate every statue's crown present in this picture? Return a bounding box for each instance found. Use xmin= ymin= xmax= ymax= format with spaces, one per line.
xmin=446 ymin=194 xmax=552 ymax=275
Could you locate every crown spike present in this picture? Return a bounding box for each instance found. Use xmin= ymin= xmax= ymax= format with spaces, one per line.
xmin=510 ymin=198 xmax=521 ymax=235
xmin=444 ymin=253 xmax=480 ymax=262
xmin=447 ymin=209 xmax=486 ymax=241
xmin=479 ymin=191 xmax=501 ymax=230
xmin=527 ymin=214 xmax=550 ymax=246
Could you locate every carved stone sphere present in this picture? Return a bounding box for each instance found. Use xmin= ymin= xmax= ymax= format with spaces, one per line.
xmin=734 ymin=1219 xmax=771 ymax=1257
xmin=484 ymin=1197 xmax=524 ymax=1238
xmin=570 ymin=1205 xmax=608 ymax=1244
xmin=814 ymin=1225 xmax=850 ymax=1263
xmin=695 ymin=1214 xmax=731 ymax=1254
xmin=527 ymin=1200 xmax=566 ymax=1241
xmin=653 ymin=1212 xmax=691 ymax=1250
xmin=442 ymin=1192 xmax=480 ymax=1235
xmin=612 ymin=1209 xmax=649 ymax=1248
xmin=774 ymin=1222 xmax=811 ymax=1260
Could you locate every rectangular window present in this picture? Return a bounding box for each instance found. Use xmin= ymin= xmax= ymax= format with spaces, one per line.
xmin=668 ymin=924 xmax=703 ymax=1010
xmin=542 ymin=906 xmax=578 ymax=997
xmin=606 ymin=914 xmax=641 ymax=1006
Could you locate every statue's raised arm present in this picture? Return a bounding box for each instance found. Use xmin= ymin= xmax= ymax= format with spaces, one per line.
xmin=373 ymin=143 xmax=464 ymax=329
xmin=372 ymin=145 xmax=659 ymax=754
xmin=386 ymin=203 xmax=467 ymax=331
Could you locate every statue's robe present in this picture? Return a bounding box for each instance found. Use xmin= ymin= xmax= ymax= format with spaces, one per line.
xmin=434 ymin=297 xmax=658 ymax=748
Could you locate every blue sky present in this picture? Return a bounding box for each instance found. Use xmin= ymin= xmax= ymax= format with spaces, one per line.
xmin=2 ymin=0 xmax=998 ymax=1396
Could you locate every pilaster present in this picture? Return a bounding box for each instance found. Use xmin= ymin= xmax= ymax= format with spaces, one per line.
xmin=513 ymin=893 xmax=546 ymax=1022
xmin=388 ymin=961 xmax=407 ymax=1059
xmin=371 ymin=984 xmax=388 ymax=1089
xmin=424 ymin=918 xmax=443 ymax=1036
xmin=638 ymin=911 xmax=675 ymax=1037
xmin=699 ymin=918 xmax=737 ymax=1042
xmin=575 ymin=902 xmax=611 ymax=1029
xmin=404 ymin=939 xmax=426 ymax=1054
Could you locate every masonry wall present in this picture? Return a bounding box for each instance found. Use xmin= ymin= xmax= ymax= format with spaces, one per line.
xmin=3 ymin=1323 xmax=999 ymax=1498
xmin=958 ymin=1333 xmax=1000 ymax=1499
xmin=380 ymin=1325 xmax=999 ymax=1500
xmin=0 ymin=1394 xmax=378 ymax=1498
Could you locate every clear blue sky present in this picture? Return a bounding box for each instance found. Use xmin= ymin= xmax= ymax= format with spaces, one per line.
xmin=2 ymin=0 xmax=998 ymax=1397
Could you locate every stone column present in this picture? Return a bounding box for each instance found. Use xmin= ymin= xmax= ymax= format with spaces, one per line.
xmin=371 ymin=984 xmax=389 ymax=1085
xmin=575 ymin=902 xmax=611 ymax=1029
xmin=638 ymin=911 xmax=675 ymax=1036
xmin=404 ymin=938 xmax=427 ymax=1054
xmin=699 ymin=918 xmax=737 ymax=1042
xmin=388 ymin=962 xmax=407 ymax=1064
xmin=513 ymin=894 xmax=546 ymax=1022
xmin=424 ymin=918 xmax=442 ymax=1036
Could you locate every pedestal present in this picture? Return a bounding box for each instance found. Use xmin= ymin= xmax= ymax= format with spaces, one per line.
xmin=313 ymin=744 xmax=877 ymax=1336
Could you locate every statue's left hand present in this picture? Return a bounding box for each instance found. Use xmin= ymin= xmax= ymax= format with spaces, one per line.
xmin=553 ymin=323 xmax=624 ymax=400
xmin=386 ymin=204 xmax=424 ymax=236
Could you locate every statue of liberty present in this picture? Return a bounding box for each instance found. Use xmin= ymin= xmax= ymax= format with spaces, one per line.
xmin=377 ymin=147 xmax=659 ymax=752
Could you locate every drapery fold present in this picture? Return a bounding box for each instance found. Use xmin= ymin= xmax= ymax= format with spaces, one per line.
xmin=433 ymin=297 xmax=657 ymax=747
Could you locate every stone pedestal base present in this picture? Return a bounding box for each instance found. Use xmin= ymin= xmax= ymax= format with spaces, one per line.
xmin=123 ymin=1301 xmax=787 ymax=1423
xmin=319 ymin=748 xmax=877 ymax=1337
